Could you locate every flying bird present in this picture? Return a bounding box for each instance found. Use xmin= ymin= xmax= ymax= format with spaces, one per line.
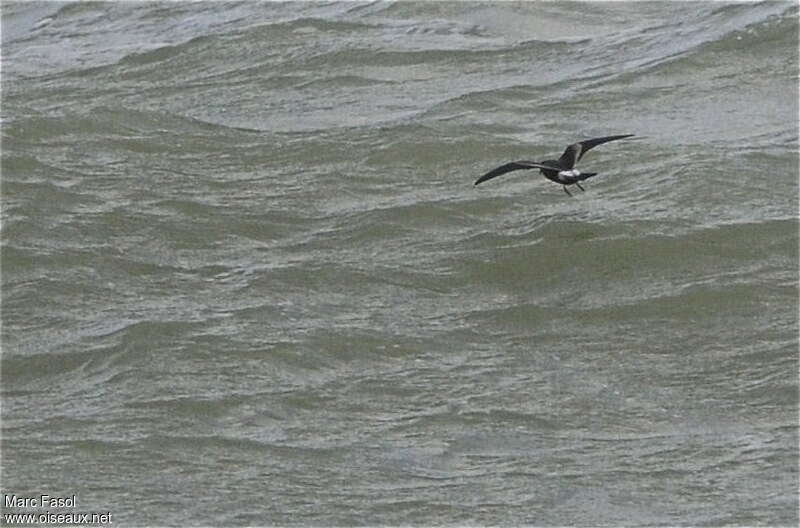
xmin=474 ymin=135 xmax=634 ymax=196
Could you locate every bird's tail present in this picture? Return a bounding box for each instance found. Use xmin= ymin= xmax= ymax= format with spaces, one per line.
xmin=576 ymin=172 xmax=598 ymax=181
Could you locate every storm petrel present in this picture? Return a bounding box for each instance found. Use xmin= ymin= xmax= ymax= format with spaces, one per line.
xmin=474 ymin=134 xmax=634 ymax=196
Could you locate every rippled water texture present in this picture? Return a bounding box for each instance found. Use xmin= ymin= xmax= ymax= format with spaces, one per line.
xmin=2 ymin=1 xmax=798 ymax=525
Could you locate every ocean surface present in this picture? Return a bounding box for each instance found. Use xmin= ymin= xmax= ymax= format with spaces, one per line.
xmin=2 ymin=1 xmax=798 ymax=525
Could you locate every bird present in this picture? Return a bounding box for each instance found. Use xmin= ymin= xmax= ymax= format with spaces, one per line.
xmin=474 ymin=134 xmax=634 ymax=196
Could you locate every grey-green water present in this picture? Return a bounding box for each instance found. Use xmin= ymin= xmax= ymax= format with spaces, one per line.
xmin=2 ymin=1 xmax=798 ymax=525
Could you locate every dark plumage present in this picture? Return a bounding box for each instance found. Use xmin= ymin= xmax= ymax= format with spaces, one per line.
xmin=474 ymin=135 xmax=634 ymax=196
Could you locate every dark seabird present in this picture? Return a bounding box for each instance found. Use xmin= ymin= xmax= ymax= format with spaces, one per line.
xmin=474 ymin=134 xmax=634 ymax=196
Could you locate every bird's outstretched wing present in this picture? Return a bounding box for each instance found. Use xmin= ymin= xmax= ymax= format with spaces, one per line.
xmin=558 ymin=134 xmax=634 ymax=169
xmin=474 ymin=161 xmax=555 ymax=186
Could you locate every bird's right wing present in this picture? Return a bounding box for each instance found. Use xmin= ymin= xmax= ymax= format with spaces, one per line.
xmin=474 ymin=161 xmax=554 ymax=186
xmin=558 ymin=134 xmax=634 ymax=169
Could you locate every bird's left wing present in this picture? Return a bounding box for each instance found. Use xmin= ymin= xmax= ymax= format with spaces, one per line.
xmin=558 ymin=134 xmax=634 ymax=169
xmin=474 ymin=161 xmax=554 ymax=186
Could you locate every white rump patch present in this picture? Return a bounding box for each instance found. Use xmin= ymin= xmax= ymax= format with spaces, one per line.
xmin=558 ymin=169 xmax=580 ymax=181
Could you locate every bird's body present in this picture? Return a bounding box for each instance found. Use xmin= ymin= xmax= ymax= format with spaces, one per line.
xmin=474 ymin=135 xmax=634 ymax=196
